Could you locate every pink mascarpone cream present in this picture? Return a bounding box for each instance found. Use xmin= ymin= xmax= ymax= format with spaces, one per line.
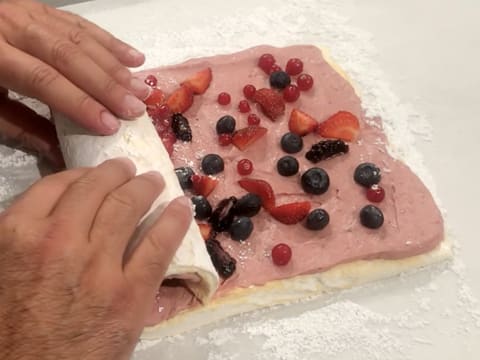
xmin=137 ymin=45 xmax=444 ymax=326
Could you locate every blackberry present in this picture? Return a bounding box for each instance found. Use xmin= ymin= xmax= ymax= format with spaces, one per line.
xmin=233 ymin=193 xmax=262 ymax=217
xmin=175 ymin=166 xmax=194 ymax=190
xmin=206 ymin=238 xmax=236 ymax=279
xmin=171 ymin=113 xmax=192 ymax=141
xmin=305 ymin=140 xmax=349 ymax=163
xmin=269 ymin=71 xmax=291 ymax=90
xmin=201 ymin=154 xmax=224 ymax=175
xmin=209 ymin=196 xmax=237 ymax=232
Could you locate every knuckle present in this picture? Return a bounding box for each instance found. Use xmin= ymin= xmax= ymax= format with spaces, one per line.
xmin=28 ymin=64 xmax=59 ymax=89
xmin=102 ymin=76 xmax=120 ymax=94
xmin=76 ymin=93 xmax=94 ymax=111
xmin=144 ymin=232 xmax=168 ymax=259
xmin=105 ymin=191 xmax=138 ymax=216
xmin=109 ymin=63 xmax=130 ymax=82
xmin=50 ymin=39 xmax=78 ymax=66
xmin=68 ymin=173 xmax=97 ymax=195
xmin=68 ymin=28 xmax=86 ymax=45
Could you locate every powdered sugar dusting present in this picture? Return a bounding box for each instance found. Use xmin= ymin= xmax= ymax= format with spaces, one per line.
xmin=0 ymin=0 xmax=477 ymax=357
xmin=117 ymin=0 xmax=480 ymax=357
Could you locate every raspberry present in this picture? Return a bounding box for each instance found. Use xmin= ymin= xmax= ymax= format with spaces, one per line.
xmin=268 ymin=64 xmax=282 ymax=75
xmin=237 ymin=159 xmax=253 ymax=176
xmin=271 ymin=243 xmax=292 ymax=266
xmin=297 ymin=73 xmax=314 ymax=91
xmin=144 ymin=74 xmax=157 ymax=87
xmin=283 ymin=84 xmax=300 ymax=102
xmin=285 ymin=58 xmax=304 ymax=76
xmin=218 ymin=133 xmax=233 ymax=146
xmin=247 ymin=113 xmax=261 ymax=126
xmin=243 ymin=84 xmax=256 ymax=99
xmin=258 ymin=53 xmax=275 ymax=73
xmin=217 ymin=92 xmax=231 ymax=105
xmin=366 ymin=185 xmax=385 ymax=203
xmin=238 ymin=100 xmax=251 ymax=113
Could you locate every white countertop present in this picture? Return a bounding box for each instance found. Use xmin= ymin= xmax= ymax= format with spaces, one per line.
xmin=5 ymin=0 xmax=480 ymax=358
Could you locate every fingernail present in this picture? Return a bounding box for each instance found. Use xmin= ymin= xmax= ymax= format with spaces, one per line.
xmin=116 ymin=157 xmax=137 ymax=174
xmin=123 ymin=94 xmax=146 ymax=117
xmin=177 ymin=196 xmax=193 ymax=216
xmin=130 ymin=77 xmax=151 ymax=99
xmin=100 ymin=111 xmax=120 ymax=132
xmin=145 ymin=170 xmax=164 ymax=185
xmin=128 ymin=48 xmax=144 ymax=60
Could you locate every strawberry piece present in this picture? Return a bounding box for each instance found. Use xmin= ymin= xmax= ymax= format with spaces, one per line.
xmin=192 ymin=175 xmax=218 ymax=197
xmin=181 ymin=67 xmax=212 ymax=95
xmin=238 ymin=178 xmax=275 ymax=211
xmin=144 ymin=88 xmax=165 ymax=107
xmin=232 ymin=126 xmax=267 ymax=151
xmin=160 ymin=130 xmax=176 ymax=156
xmin=269 ymin=201 xmax=311 ymax=225
xmin=197 ymin=223 xmax=213 ymax=240
xmin=166 ymin=86 xmax=194 ymax=114
xmin=317 ymin=111 xmax=360 ymax=141
xmin=253 ymin=88 xmax=285 ymax=120
xmin=288 ymin=109 xmax=318 ymax=136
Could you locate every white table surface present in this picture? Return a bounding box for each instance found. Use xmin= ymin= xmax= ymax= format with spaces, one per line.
xmin=9 ymin=0 xmax=480 ymax=358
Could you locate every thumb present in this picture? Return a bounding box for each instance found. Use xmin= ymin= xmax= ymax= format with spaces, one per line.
xmin=0 ymin=91 xmax=64 ymax=169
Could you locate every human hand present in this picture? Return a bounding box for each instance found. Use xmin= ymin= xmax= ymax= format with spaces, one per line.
xmin=0 ymin=158 xmax=192 ymax=360
xmin=0 ymin=0 xmax=151 ymax=163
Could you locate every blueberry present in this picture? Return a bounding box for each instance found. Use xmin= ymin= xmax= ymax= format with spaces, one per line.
xmin=233 ymin=193 xmax=262 ymax=217
xmin=354 ymin=163 xmax=381 ymax=187
xmin=301 ymin=168 xmax=330 ymax=195
xmin=305 ymin=209 xmax=330 ymax=230
xmin=280 ymin=132 xmax=303 ymax=154
xmin=216 ymin=115 xmax=236 ymax=134
xmin=191 ymin=196 xmax=212 ymax=220
xmin=175 ymin=166 xmax=194 ymax=190
xmin=269 ymin=71 xmax=291 ymax=90
xmin=201 ymin=154 xmax=224 ymax=175
xmin=229 ymin=216 xmax=254 ymax=241
xmin=359 ymin=205 xmax=384 ymax=229
xmin=277 ymin=156 xmax=299 ymax=177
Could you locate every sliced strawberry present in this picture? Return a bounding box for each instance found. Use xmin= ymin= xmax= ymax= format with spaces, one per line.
xmin=269 ymin=201 xmax=311 ymax=225
xmin=144 ymin=88 xmax=165 ymax=107
xmin=288 ymin=109 xmax=318 ymax=136
xmin=232 ymin=126 xmax=268 ymax=151
xmin=181 ymin=67 xmax=212 ymax=95
xmin=166 ymin=86 xmax=194 ymax=113
xmin=238 ymin=178 xmax=275 ymax=211
xmin=197 ymin=223 xmax=213 ymax=240
xmin=160 ymin=130 xmax=176 ymax=156
xmin=317 ymin=111 xmax=360 ymax=141
xmin=253 ymin=88 xmax=285 ymax=120
xmin=192 ymin=175 xmax=218 ymax=197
